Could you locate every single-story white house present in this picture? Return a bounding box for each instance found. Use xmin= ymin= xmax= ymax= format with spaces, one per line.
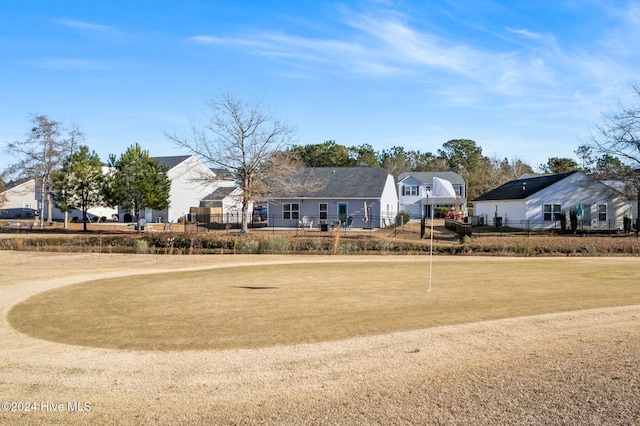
xmin=1 ymin=177 xmax=116 ymax=222
xmin=396 ymin=171 xmax=467 ymax=219
xmin=267 ymin=167 xmax=398 ymax=229
xmin=1 ymin=178 xmax=37 ymax=210
xmin=472 ymin=171 xmax=636 ymax=229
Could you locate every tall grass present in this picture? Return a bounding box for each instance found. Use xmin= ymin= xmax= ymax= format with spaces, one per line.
xmin=332 ymin=230 xmax=341 ymax=254
xmin=1 ymin=232 xmax=639 ymax=256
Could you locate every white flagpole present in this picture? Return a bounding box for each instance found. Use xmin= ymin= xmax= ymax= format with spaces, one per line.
xmin=428 ymin=177 xmax=457 ymax=292
xmin=428 ymin=196 xmax=434 ymax=292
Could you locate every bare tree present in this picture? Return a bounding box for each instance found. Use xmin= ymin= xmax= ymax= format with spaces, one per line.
xmin=53 ymin=146 xmax=105 ymax=231
xmin=4 ymin=115 xmax=71 ymax=227
xmin=166 ymin=93 xmax=314 ymax=233
xmin=0 ymin=178 xmax=7 ymax=207
xmin=586 ymin=84 xmax=640 ymax=226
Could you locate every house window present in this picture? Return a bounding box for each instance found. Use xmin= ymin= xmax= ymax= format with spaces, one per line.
xmin=319 ymin=203 xmax=328 ymax=220
xmin=403 ymin=185 xmax=419 ymax=196
xmin=453 ymin=185 xmax=463 ymax=197
xmin=283 ymin=203 xmax=299 ymax=220
xmin=543 ymin=204 xmax=562 ymax=221
xmin=598 ymin=204 xmax=607 ymax=221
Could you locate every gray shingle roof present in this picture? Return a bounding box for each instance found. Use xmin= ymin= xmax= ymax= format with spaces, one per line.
xmin=2 ymin=177 xmax=32 ymax=191
xmin=153 ymin=155 xmax=191 ymax=169
xmin=210 ymin=168 xmax=235 ymax=180
xmin=473 ymin=172 xmax=576 ymax=201
xmin=397 ymin=171 xmax=465 ymax=185
xmin=273 ymin=167 xmax=391 ymax=199
xmin=202 ymin=186 xmax=237 ymax=201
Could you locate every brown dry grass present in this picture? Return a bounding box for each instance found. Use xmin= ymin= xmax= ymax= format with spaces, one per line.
xmin=7 ymin=258 xmax=640 ymax=351
xmin=1 ymin=251 xmax=640 ymax=425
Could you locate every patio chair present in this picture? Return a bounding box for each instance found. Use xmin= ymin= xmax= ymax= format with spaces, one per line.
xmin=302 ymin=215 xmax=314 ymax=230
xmin=342 ymin=216 xmax=353 ymax=230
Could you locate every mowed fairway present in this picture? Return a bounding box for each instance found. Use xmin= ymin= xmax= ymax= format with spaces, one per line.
xmin=8 ymin=257 xmax=640 ymax=350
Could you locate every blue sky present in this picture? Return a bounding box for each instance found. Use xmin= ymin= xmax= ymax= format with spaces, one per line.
xmin=2 ymin=0 xmax=640 ymax=172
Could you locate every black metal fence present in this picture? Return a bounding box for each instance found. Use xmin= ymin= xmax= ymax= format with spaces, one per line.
xmin=444 ymin=217 xmax=634 ymax=237
xmin=180 ymin=213 xmax=394 ymax=232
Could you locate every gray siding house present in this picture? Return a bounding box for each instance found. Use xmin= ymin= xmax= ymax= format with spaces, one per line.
xmin=268 ymin=167 xmax=398 ymax=229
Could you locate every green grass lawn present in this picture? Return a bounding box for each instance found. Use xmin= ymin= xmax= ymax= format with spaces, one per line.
xmin=8 ymin=257 xmax=640 ymax=351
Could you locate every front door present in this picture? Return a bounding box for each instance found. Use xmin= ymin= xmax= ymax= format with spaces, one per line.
xmin=338 ymin=203 xmax=348 ymax=225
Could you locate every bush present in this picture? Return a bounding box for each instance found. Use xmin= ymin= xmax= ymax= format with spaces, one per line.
xmin=435 ymin=207 xmax=449 ymax=219
xmin=258 ymin=236 xmax=290 ymax=254
xmin=559 ymin=210 xmax=567 ymax=231
xmin=376 ymin=237 xmax=394 ymax=254
xmin=134 ymin=239 xmax=149 ymax=254
xmin=339 ymin=241 xmax=359 ymax=254
xmin=569 ymin=208 xmax=578 ymax=233
xmin=311 ymin=237 xmax=326 ymax=252
xmin=396 ymin=211 xmax=411 ymax=225
xmin=236 ymin=239 xmax=259 ymax=254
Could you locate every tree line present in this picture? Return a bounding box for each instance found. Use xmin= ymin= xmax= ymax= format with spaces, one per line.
xmin=3 ymin=86 xmax=640 ymax=231
xmin=287 ymin=139 xmax=589 ymax=201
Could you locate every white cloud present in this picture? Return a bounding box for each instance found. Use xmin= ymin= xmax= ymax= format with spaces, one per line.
xmin=505 ymin=27 xmax=545 ymax=39
xmin=56 ymin=19 xmax=114 ymax=32
xmin=54 ymin=19 xmax=127 ymax=41
xmin=186 ymin=2 xmax=637 ymax=113
xmin=188 ymin=35 xmax=228 ymax=45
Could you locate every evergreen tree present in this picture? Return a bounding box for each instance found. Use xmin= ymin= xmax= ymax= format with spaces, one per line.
xmin=105 ymin=144 xmax=171 ymax=232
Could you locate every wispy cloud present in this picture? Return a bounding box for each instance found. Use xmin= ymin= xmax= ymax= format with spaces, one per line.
xmin=186 ymin=2 xmax=634 ymax=108
xmin=54 ymin=19 xmax=128 ymax=41
xmin=56 ymin=19 xmax=114 ymax=32
xmin=188 ymin=35 xmax=227 ymax=45
xmin=505 ymin=27 xmax=545 ymax=39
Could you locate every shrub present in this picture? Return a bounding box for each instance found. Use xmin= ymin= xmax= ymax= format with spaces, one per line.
xmin=460 ymin=235 xmax=472 ymax=245
xmin=339 ymin=241 xmax=359 ymax=254
xmin=396 ymin=211 xmax=411 ymax=225
xmin=581 ymin=244 xmax=598 ymax=256
xmin=236 ymin=239 xmax=259 ymax=254
xmin=258 ymin=236 xmax=290 ymax=254
xmin=435 ymin=207 xmax=449 ymax=219
xmin=569 ymin=208 xmax=578 ymax=233
xmin=134 ymin=239 xmax=149 ymax=254
xmin=559 ymin=211 xmax=567 ymax=231
xmin=311 ymin=237 xmax=325 ymax=252
xmin=376 ymin=237 xmax=394 ymax=254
